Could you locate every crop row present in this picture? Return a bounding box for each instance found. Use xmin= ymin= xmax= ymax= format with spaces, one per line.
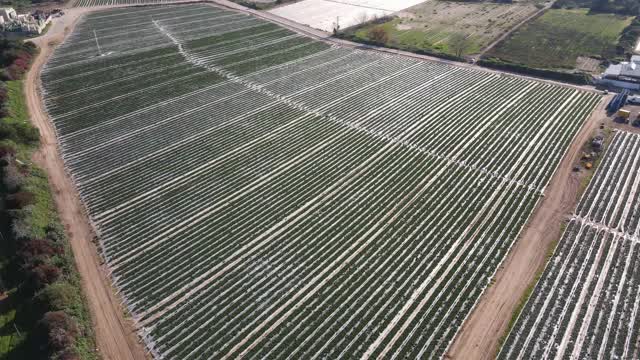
xmin=43 ymin=4 xmax=603 ymax=359
xmin=500 ymin=131 xmax=640 ymax=359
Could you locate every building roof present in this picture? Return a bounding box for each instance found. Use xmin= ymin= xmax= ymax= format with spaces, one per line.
xmin=620 ymin=62 xmax=640 ymax=79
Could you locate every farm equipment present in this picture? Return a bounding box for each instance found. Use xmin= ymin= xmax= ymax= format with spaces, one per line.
xmin=617 ymin=109 xmax=631 ymax=123
xmin=606 ymin=90 xmax=629 ymax=114
xmin=592 ymin=136 xmax=604 ymax=151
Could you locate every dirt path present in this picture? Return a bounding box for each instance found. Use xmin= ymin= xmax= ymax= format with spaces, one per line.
xmin=19 ymin=3 xmax=604 ymax=360
xmin=24 ymin=10 xmax=148 ymax=360
xmin=446 ymin=96 xmax=610 ymax=360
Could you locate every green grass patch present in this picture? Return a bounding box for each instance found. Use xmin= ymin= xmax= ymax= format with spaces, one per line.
xmin=0 ymin=291 xmax=28 ymax=357
xmin=489 ymin=8 xmax=633 ymax=69
xmin=349 ymin=18 xmax=479 ymax=56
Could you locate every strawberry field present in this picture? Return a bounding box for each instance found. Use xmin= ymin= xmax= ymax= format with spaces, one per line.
xmin=500 ymin=131 xmax=640 ymax=360
xmin=42 ymin=4 xmax=601 ymax=359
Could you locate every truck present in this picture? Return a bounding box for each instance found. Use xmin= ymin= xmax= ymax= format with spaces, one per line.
xmin=618 ymin=109 xmax=631 ymax=122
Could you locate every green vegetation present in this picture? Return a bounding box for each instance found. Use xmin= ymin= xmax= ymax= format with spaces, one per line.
xmin=554 ymin=0 xmax=640 ymax=15
xmin=340 ymin=1 xmax=538 ymax=57
xmin=488 ymin=8 xmax=633 ymax=69
xmin=337 ymin=17 xmax=464 ymax=61
xmin=230 ymin=0 xmax=297 ymax=10
xmin=0 ymin=39 xmax=96 ymax=360
xmin=618 ymin=17 xmax=640 ymax=56
xmin=352 ymin=19 xmax=478 ymax=56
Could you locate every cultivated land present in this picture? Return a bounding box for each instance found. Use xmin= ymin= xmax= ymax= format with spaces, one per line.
xmin=39 ymin=3 xmax=601 ymax=359
xmin=350 ymin=1 xmax=540 ymax=56
xmin=268 ymin=0 xmax=426 ymax=32
xmin=71 ymin=0 xmax=197 ymax=7
xmin=488 ymin=8 xmax=633 ymax=69
xmin=500 ymin=131 xmax=640 ymax=359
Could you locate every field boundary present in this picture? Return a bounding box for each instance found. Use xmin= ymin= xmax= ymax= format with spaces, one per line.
xmin=446 ymin=95 xmax=608 ymax=359
xmin=24 ymin=10 xmax=148 ymax=360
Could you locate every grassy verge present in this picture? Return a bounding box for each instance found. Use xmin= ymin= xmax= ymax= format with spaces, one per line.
xmin=1 ymin=81 xmax=97 ymax=359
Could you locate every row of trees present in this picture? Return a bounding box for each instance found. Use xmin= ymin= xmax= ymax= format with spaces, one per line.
xmin=0 ymin=38 xmax=91 ymax=360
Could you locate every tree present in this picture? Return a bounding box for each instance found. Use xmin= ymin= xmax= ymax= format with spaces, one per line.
xmin=591 ymin=0 xmax=609 ymax=11
xmin=35 ymin=311 xmax=79 ymax=355
xmin=368 ymin=26 xmax=389 ymax=45
xmin=448 ymin=33 xmax=472 ymax=58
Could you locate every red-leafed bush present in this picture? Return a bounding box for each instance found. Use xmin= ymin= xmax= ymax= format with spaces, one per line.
xmin=19 ymin=238 xmax=63 ymax=259
xmin=29 ymin=264 xmax=61 ymax=290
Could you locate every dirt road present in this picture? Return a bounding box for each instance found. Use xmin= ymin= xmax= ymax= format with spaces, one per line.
xmin=24 ymin=10 xmax=147 ymax=360
xmin=446 ymin=96 xmax=610 ymax=359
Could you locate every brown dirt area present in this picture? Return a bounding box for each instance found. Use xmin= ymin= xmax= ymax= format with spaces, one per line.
xmin=576 ymin=56 xmax=602 ymax=73
xmin=24 ymin=8 xmax=148 ymax=360
xmin=446 ymin=95 xmax=610 ymax=359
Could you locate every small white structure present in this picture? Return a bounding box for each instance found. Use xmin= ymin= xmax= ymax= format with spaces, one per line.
xmin=0 ymin=8 xmax=17 ymax=23
xmin=0 ymin=7 xmax=51 ymax=35
xmin=598 ymin=55 xmax=640 ymax=90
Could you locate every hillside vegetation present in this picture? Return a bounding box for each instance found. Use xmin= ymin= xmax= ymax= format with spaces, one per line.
xmin=0 ymin=39 xmax=96 ymax=360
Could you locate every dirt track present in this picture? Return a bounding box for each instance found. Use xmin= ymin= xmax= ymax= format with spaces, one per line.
xmin=24 ymin=9 xmax=147 ymax=360
xmin=446 ymin=96 xmax=610 ymax=359
xmin=21 ymin=3 xmax=607 ymax=360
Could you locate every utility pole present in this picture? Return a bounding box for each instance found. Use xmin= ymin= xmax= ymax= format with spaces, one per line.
xmin=93 ymin=29 xmax=102 ymax=56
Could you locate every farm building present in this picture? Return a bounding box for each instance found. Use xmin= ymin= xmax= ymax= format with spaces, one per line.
xmin=0 ymin=7 xmax=16 ymax=23
xmin=0 ymin=7 xmax=51 ymax=35
xmin=599 ymin=55 xmax=640 ymax=90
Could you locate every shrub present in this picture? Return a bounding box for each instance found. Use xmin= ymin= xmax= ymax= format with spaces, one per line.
xmin=367 ymin=26 xmax=389 ymax=45
xmin=477 ymin=57 xmax=594 ymax=85
xmin=0 ymin=142 xmax=15 ymax=157
xmin=28 ymin=264 xmax=62 ymax=290
xmin=20 ymin=238 xmax=63 ymax=259
xmin=36 ymin=311 xmax=79 ymax=354
xmin=36 ymin=282 xmax=78 ymax=313
xmin=6 ymin=190 xmax=36 ymax=209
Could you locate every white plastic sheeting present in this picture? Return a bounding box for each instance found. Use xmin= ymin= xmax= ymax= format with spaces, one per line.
xmin=269 ymin=0 xmax=427 ymax=32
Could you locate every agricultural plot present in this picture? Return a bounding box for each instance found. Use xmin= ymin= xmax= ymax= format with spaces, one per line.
xmin=72 ymin=0 xmax=195 ymax=7
xmin=42 ymin=4 xmax=601 ymax=359
xmin=347 ymin=1 xmax=539 ymax=56
xmin=488 ymin=8 xmax=633 ymax=69
xmin=500 ymin=131 xmax=640 ymax=359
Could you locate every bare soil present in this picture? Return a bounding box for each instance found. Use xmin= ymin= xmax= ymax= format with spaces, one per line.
xmin=24 ymin=9 xmax=148 ymax=360
xmin=446 ymin=95 xmax=610 ymax=359
xmin=575 ymin=56 xmax=602 ymax=73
